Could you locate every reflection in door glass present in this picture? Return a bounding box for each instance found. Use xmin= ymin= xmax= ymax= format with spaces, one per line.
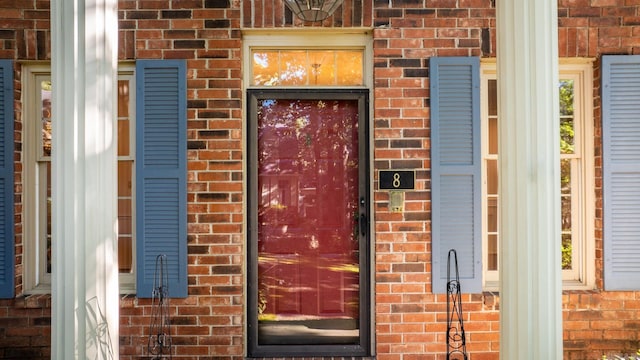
xmin=257 ymin=98 xmax=360 ymax=345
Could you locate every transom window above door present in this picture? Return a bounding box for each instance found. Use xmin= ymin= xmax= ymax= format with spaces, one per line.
xmin=251 ymin=49 xmax=364 ymax=86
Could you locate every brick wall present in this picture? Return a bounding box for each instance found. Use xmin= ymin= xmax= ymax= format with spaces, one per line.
xmin=1 ymin=0 xmax=640 ymax=359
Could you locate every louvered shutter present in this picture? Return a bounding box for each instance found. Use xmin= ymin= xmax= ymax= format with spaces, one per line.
xmin=430 ymin=57 xmax=482 ymax=294
xmin=602 ymin=55 xmax=640 ymax=291
xmin=0 ymin=60 xmax=14 ymax=299
xmin=136 ymin=60 xmax=188 ymax=298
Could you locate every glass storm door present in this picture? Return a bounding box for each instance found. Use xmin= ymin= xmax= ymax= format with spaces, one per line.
xmin=248 ymin=90 xmax=370 ymax=357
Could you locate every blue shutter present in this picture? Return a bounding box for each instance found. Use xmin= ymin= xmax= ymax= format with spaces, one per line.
xmin=430 ymin=57 xmax=482 ymax=294
xmin=602 ymin=55 xmax=640 ymax=291
xmin=0 ymin=60 xmax=14 ymax=299
xmin=136 ymin=60 xmax=187 ymax=298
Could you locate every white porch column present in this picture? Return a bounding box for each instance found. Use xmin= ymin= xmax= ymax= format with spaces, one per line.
xmin=51 ymin=0 xmax=119 ymax=358
xmin=496 ymin=0 xmax=563 ymax=359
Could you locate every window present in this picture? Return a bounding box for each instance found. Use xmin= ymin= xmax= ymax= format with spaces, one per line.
xmin=244 ymin=32 xmax=372 ymax=357
xmin=22 ymin=65 xmax=136 ymax=292
xmin=480 ymin=60 xmax=594 ymax=289
xmin=117 ymin=68 xmax=136 ymax=289
xmin=21 ymin=61 xmax=187 ymax=297
xmin=251 ymin=49 xmax=364 ymax=86
xmin=430 ymin=57 xmax=595 ymax=293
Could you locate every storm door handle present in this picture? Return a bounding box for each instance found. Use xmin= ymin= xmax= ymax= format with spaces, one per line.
xmin=360 ymin=213 xmax=367 ymax=236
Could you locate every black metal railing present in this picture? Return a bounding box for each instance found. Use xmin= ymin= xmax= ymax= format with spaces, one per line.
xmin=446 ymin=249 xmax=468 ymax=360
xmin=148 ymin=254 xmax=173 ymax=359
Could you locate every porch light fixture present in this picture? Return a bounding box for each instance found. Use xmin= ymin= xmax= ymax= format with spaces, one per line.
xmin=284 ymin=0 xmax=344 ymax=22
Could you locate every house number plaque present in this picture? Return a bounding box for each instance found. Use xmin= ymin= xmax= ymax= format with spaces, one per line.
xmin=379 ymin=170 xmax=415 ymax=190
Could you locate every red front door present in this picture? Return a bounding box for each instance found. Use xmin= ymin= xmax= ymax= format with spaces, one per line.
xmin=256 ymin=97 xmax=362 ymax=345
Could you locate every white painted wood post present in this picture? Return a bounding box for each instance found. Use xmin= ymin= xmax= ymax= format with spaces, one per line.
xmin=51 ymin=0 xmax=119 ymax=358
xmin=496 ymin=0 xmax=563 ymax=358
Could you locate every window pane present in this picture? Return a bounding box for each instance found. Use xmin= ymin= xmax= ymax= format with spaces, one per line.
xmin=488 ymin=79 xmax=497 ymax=116
xmin=41 ymin=81 xmax=52 ymax=157
xmin=44 ymin=162 xmax=52 ymax=274
xmin=309 ymin=51 xmax=336 ymax=86
xmin=118 ymin=119 xmax=131 ymax=157
xmin=118 ymin=199 xmax=132 ymax=235
xmin=487 ymin=197 xmax=498 ymax=233
xmin=560 ymin=116 xmax=575 ymax=155
xmin=488 ymin=234 xmax=498 ymax=271
xmin=561 ymin=192 xmax=572 ymax=232
xmin=118 ymin=79 xmax=131 ymax=156
xmin=559 ymin=80 xmax=574 ymax=116
xmin=118 ymin=196 xmax=133 ymax=273
xmin=487 ymin=159 xmax=498 ymax=195
xmin=118 ymin=79 xmax=130 ymax=118
xmin=336 ymin=51 xmax=364 ymax=86
xmin=562 ymin=234 xmax=572 ymax=270
xmin=279 ymin=51 xmax=308 ymax=86
xmin=252 ymin=50 xmax=365 ymax=87
xmin=488 ymin=117 xmax=498 ymax=155
xmin=119 ymin=237 xmax=133 ymax=273
xmin=560 ymin=158 xmax=571 ymax=196
xmin=118 ymin=160 xmax=134 ymax=273
xmin=118 ymin=161 xmax=133 ymax=197
xmin=560 ymin=80 xmax=575 ymax=154
xmin=560 ymin=158 xmax=572 ymax=269
xmin=253 ymin=51 xmax=280 ymax=86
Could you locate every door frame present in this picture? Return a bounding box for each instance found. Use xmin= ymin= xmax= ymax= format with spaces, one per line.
xmin=246 ymin=89 xmax=371 ymax=357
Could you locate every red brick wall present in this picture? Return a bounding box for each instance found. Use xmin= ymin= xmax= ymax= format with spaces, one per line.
xmin=1 ymin=0 xmax=640 ymax=359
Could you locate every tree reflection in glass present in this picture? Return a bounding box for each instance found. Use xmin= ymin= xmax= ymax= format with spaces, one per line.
xmin=257 ymin=98 xmax=360 ymax=345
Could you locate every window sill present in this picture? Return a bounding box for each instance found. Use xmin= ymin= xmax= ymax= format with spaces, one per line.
xmin=23 ymin=284 xmax=136 ymax=296
xmin=483 ymin=280 xmax=596 ymax=292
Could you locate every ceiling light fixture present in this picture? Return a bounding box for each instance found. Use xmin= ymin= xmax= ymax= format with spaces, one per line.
xmin=284 ymin=0 xmax=344 ymax=22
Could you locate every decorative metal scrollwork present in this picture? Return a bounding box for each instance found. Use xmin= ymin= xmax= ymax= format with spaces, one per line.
xmin=446 ymin=249 xmax=468 ymax=360
xmin=147 ymin=254 xmax=173 ymax=359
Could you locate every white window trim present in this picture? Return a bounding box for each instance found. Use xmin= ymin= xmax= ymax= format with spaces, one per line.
xmin=22 ymin=63 xmax=138 ymax=294
xmin=480 ymin=58 xmax=595 ymax=291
